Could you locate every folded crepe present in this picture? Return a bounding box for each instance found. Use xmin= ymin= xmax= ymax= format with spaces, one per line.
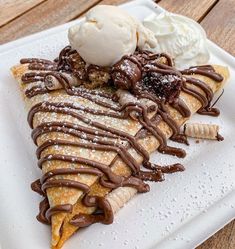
xmin=11 ymin=47 xmax=229 ymax=249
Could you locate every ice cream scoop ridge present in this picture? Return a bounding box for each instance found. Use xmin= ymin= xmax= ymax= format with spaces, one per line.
xmin=68 ymin=5 xmax=158 ymax=67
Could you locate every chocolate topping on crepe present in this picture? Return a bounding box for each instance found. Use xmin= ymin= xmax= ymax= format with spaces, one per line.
xmin=112 ymin=55 xmax=142 ymax=90
xmin=19 ymin=46 xmax=224 ymax=229
xmin=111 ymin=51 xmax=183 ymax=103
xmin=141 ymin=72 xmax=182 ymax=103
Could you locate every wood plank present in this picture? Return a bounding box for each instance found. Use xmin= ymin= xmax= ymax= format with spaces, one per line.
xmin=99 ymin=0 xmax=131 ymax=5
xmin=158 ymin=0 xmax=218 ymax=21
xmin=74 ymin=0 xmax=131 ymax=17
xmin=197 ymin=220 xmax=235 ymax=249
xmin=0 ymin=0 xmax=101 ymax=45
xmin=0 ymin=0 xmax=45 ymax=27
xmin=201 ymin=0 xmax=235 ymax=56
xmin=100 ymin=0 xmax=160 ymax=5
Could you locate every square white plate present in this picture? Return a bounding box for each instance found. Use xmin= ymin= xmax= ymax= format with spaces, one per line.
xmin=0 ymin=1 xmax=234 ymax=249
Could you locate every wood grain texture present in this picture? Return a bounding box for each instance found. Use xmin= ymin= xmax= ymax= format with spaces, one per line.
xmin=0 ymin=0 xmax=45 ymax=27
xmin=0 ymin=0 xmax=101 ymax=44
xmin=197 ymin=220 xmax=235 ymax=249
xmin=201 ymin=0 xmax=235 ymax=56
xmin=158 ymin=0 xmax=218 ymax=21
xmin=100 ymin=0 xmax=160 ymax=6
xmin=100 ymin=0 xmax=131 ymax=5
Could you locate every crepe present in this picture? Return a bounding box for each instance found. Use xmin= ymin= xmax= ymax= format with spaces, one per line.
xmin=11 ymin=51 xmax=229 ymax=249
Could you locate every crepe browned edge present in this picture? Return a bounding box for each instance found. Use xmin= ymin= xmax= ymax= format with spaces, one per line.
xmin=11 ymin=64 xmax=229 ymax=249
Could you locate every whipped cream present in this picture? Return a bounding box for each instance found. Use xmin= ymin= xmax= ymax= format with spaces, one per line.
xmin=136 ymin=21 xmax=158 ymax=51
xmin=143 ymin=12 xmax=210 ymax=69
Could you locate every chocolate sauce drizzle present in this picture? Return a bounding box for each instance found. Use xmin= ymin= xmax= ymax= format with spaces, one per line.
xmin=21 ymin=46 xmax=223 ymax=228
xmin=181 ymin=65 xmax=223 ymax=117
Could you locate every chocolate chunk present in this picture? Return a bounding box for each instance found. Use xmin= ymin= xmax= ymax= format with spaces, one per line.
xmin=111 ymin=52 xmax=181 ymax=102
xmin=135 ymin=50 xmax=173 ymax=67
xmin=57 ymin=46 xmax=87 ymax=81
xmin=140 ymin=72 xmax=182 ymax=103
xmin=66 ymin=53 xmax=87 ymax=81
xmin=111 ymin=56 xmax=142 ymax=90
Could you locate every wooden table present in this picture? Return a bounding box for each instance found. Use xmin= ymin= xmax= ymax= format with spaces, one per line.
xmin=1 ymin=0 xmax=234 ymax=248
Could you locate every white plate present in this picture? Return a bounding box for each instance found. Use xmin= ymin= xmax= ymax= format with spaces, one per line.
xmin=0 ymin=0 xmax=234 ymax=249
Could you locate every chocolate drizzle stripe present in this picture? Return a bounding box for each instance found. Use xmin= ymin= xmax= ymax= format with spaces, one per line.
xmin=38 ymin=154 xmax=126 ymax=186
xmin=20 ymin=58 xmax=55 ymax=65
xmin=181 ymin=66 xmax=224 ymax=82
xmin=186 ymin=77 xmax=220 ymax=116
xmin=160 ymin=164 xmax=185 ymax=173
xmin=41 ymin=168 xmax=103 ymax=184
xmin=21 ymin=72 xmax=46 ymax=84
xmin=36 ymin=198 xmax=50 ymax=224
xmin=41 ymin=179 xmax=90 ymax=193
xmin=136 ymin=93 xmax=189 ymax=146
xmin=36 ymin=198 xmax=73 ymax=225
xmin=45 ymin=204 xmax=73 ymax=222
xmin=70 ymin=196 xmax=114 ymax=227
xmin=187 ymin=77 xmax=213 ymax=99
xmin=38 ymin=154 xmax=112 ymax=173
xmin=183 ymin=82 xmax=207 ymax=105
xmin=28 ymin=103 xmax=150 ymax=162
xmin=183 ymin=78 xmax=220 ymax=117
xmin=136 ymin=51 xmax=173 ymax=67
xmin=157 ymin=109 xmax=188 ymax=145
xmin=171 ymin=98 xmax=191 ymax=118
xmin=31 ymin=122 xmax=118 ymax=144
xmin=144 ymin=65 xmax=182 ymax=77
xmin=28 ymin=101 xmax=123 ymax=124
xmin=28 ymin=63 xmax=58 ymax=71
xmin=25 ymin=85 xmax=48 ymax=98
xmin=37 ymin=139 xmax=140 ymax=174
xmin=31 ymin=179 xmax=44 ymax=196
xmin=139 ymin=118 xmax=186 ymax=158
xmin=68 ymin=89 xmax=120 ymax=111
xmin=122 ymin=55 xmax=142 ymax=71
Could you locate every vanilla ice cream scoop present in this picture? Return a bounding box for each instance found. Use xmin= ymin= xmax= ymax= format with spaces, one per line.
xmin=68 ymin=5 xmax=138 ymax=67
xmin=68 ymin=5 xmax=158 ymax=67
xmin=143 ymin=12 xmax=210 ymax=69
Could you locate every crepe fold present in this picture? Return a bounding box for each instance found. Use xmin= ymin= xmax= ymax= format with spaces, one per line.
xmin=11 ymin=63 xmax=229 ymax=249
